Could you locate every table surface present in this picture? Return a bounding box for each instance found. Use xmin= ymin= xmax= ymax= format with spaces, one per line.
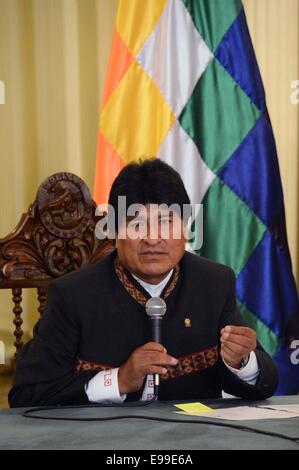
xmin=1 ymin=396 xmax=299 ymax=450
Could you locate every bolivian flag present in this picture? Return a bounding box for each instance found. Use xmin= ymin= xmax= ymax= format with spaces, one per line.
xmin=94 ymin=0 xmax=299 ymax=394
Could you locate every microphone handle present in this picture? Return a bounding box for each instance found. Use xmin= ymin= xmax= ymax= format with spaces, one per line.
xmin=150 ymin=317 xmax=162 ymax=344
xmin=150 ymin=317 xmax=162 ymax=399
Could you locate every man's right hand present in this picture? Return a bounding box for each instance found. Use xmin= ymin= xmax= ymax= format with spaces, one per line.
xmin=118 ymin=342 xmax=178 ymax=395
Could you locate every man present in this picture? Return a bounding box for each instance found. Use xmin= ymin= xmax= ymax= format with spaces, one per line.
xmin=9 ymin=159 xmax=278 ymax=407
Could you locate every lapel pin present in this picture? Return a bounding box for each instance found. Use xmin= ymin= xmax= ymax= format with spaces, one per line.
xmin=184 ymin=318 xmax=191 ymax=328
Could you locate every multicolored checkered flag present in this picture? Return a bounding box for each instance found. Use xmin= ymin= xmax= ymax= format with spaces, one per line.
xmin=94 ymin=0 xmax=299 ymax=394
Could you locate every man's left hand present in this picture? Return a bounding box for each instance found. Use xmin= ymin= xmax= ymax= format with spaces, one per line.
xmin=220 ymin=325 xmax=257 ymax=369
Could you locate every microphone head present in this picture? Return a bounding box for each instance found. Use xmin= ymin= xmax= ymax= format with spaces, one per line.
xmin=145 ymin=297 xmax=167 ymax=318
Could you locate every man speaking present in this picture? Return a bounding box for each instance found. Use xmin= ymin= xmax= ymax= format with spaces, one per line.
xmin=9 ymin=159 xmax=278 ymax=407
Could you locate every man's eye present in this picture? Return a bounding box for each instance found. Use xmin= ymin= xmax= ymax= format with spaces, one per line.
xmin=160 ymin=218 xmax=170 ymax=225
xmin=129 ymin=220 xmax=145 ymax=229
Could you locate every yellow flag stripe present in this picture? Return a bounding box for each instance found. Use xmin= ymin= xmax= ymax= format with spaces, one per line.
xmin=116 ymin=0 xmax=167 ymax=57
xmin=100 ymin=60 xmax=175 ymax=164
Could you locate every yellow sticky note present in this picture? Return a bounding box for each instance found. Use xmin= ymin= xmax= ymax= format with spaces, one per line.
xmin=174 ymin=402 xmax=214 ymax=414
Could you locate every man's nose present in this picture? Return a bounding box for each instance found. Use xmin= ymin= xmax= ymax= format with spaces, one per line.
xmin=143 ymin=235 xmax=160 ymax=245
xmin=143 ymin=226 xmax=161 ymax=243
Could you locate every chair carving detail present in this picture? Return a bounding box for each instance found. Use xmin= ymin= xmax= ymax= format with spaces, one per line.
xmin=0 ymin=172 xmax=113 ymax=354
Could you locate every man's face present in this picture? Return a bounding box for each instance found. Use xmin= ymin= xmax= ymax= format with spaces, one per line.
xmin=115 ymin=204 xmax=186 ymax=284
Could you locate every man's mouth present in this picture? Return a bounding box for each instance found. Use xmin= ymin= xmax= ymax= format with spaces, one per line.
xmin=139 ymin=252 xmax=167 ymax=256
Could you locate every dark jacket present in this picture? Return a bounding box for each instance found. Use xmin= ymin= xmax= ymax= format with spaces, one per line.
xmin=9 ymin=251 xmax=278 ymax=407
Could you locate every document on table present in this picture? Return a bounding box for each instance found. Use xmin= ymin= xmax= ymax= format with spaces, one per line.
xmin=175 ymin=403 xmax=299 ymax=421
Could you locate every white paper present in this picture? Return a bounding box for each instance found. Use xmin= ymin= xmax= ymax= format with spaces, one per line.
xmin=176 ymin=405 xmax=299 ymax=421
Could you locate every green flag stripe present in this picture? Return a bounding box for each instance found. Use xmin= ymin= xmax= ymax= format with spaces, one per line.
xmin=237 ymin=301 xmax=280 ymax=357
xmin=199 ymin=178 xmax=266 ymax=274
xmin=179 ymin=59 xmax=261 ymax=173
xmin=181 ymin=0 xmax=242 ymax=52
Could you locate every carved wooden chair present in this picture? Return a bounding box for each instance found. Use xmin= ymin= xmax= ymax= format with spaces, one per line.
xmin=0 ymin=172 xmax=114 ymax=355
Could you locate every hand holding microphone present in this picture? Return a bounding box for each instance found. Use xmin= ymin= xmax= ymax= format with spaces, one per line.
xmin=118 ymin=298 xmax=177 ymax=396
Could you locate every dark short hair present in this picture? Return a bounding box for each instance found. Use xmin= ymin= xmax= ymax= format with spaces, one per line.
xmin=108 ymin=158 xmax=191 ymax=230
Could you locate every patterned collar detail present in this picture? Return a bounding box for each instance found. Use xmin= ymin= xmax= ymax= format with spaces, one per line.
xmin=114 ymin=257 xmax=180 ymax=306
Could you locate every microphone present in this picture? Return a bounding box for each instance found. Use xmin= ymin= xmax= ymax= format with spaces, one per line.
xmin=145 ymin=297 xmax=167 ymax=398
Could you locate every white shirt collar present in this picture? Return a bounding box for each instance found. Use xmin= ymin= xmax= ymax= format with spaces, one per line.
xmin=131 ymin=269 xmax=174 ymax=298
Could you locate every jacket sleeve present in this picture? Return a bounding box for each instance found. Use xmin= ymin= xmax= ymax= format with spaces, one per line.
xmin=9 ymin=281 xmax=98 ymax=407
xmin=217 ymin=268 xmax=279 ymax=400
